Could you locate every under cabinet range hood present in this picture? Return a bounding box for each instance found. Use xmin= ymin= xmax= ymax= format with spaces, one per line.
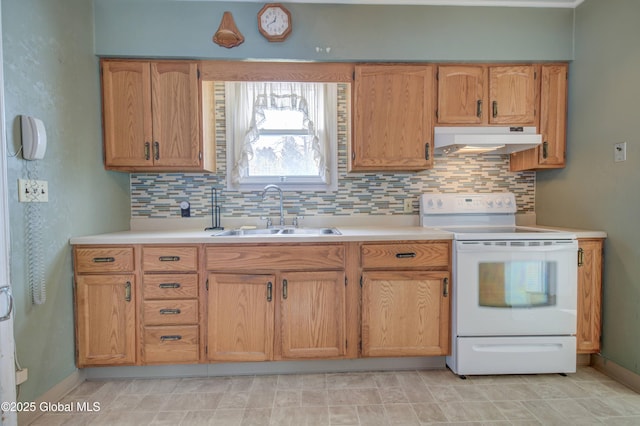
xmin=434 ymin=126 xmax=541 ymax=155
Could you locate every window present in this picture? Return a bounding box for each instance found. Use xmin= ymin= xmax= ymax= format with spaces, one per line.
xmin=226 ymin=81 xmax=338 ymax=191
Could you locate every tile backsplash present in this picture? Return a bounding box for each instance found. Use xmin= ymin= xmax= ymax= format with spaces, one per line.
xmin=131 ymin=84 xmax=535 ymax=219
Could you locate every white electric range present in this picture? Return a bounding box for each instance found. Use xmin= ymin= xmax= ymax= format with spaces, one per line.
xmin=420 ymin=193 xmax=578 ymax=376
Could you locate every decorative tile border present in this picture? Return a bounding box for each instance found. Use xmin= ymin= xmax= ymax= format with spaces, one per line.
xmin=131 ymin=84 xmax=535 ymax=219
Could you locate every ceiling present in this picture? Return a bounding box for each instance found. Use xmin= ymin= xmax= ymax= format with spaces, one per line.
xmin=206 ymin=0 xmax=584 ymax=7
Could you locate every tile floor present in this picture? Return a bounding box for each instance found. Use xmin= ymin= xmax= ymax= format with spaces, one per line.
xmin=30 ymin=367 xmax=640 ymax=425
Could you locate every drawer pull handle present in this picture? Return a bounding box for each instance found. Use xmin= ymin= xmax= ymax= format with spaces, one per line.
xmin=578 ymin=248 xmax=584 ymax=267
xmin=124 ymin=282 xmax=131 ymax=302
xmin=282 ymin=279 xmax=288 ymax=300
xmin=159 ymin=308 xmax=181 ymax=315
xmin=159 ymin=256 xmax=180 ymax=262
xmin=159 ymin=283 xmax=181 ymax=289
xmin=443 ymin=277 xmax=449 ymax=297
xmin=395 ymin=252 xmax=416 ymax=259
xmin=160 ymin=335 xmax=182 ymax=341
xmin=267 ymin=281 xmax=273 ymax=302
xmin=92 ymin=257 xmax=115 ymax=263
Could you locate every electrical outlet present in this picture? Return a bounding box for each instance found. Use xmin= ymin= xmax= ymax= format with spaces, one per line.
xmin=16 ymin=368 xmax=28 ymax=385
xmin=18 ymin=179 xmax=48 ymax=202
xmin=403 ymin=198 xmax=413 ymax=213
xmin=614 ymin=142 xmax=627 ymax=162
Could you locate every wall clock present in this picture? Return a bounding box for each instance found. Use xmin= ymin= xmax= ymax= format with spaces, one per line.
xmin=257 ymin=3 xmax=292 ymax=42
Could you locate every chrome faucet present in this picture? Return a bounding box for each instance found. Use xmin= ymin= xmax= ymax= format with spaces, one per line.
xmin=261 ymin=184 xmax=285 ymax=227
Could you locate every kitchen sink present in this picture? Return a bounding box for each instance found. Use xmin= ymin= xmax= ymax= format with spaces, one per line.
xmin=212 ymin=227 xmax=341 ymax=237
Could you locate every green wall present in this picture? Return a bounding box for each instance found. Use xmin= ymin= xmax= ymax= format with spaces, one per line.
xmin=0 ymin=0 xmax=579 ymax=403
xmin=536 ymin=0 xmax=640 ymax=375
xmin=94 ymin=0 xmax=574 ymax=61
xmin=1 ymin=0 xmax=130 ymax=402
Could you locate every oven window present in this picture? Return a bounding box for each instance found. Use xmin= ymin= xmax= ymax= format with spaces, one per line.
xmin=478 ymin=261 xmax=557 ymax=308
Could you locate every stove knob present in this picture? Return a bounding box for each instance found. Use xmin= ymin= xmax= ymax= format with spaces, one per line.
xmin=496 ymin=199 xmax=503 ymax=207
xmin=426 ymin=199 xmax=434 ymax=209
xmin=504 ymin=197 xmax=512 ymax=207
xmin=486 ymin=200 xmax=494 ymax=208
xmin=436 ymin=199 xmax=443 ymax=208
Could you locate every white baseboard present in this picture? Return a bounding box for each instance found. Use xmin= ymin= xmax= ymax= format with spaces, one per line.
xmin=591 ymin=354 xmax=640 ymax=393
xmin=19 ymin=369 xmax=86 ymax=426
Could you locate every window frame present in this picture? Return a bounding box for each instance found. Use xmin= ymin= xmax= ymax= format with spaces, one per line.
xmin=225 ymin=81 xmax=339 ymax=192
xmin=199 ymin=61 xmax=354 ymax=193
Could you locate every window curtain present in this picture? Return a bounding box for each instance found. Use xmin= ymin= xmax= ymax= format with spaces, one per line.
xmin=226 ymin=81 xmax=333 ymax=185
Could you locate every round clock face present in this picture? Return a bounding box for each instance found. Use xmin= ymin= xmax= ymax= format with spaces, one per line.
xmin=258 ymin=4 xmax=291 ymax=41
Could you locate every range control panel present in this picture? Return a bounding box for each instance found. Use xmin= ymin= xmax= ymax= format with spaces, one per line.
xmin=419 ymin=193 xmax=517 ymax=215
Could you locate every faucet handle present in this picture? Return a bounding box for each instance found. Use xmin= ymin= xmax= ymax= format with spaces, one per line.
xmin=292 ymin=216 xmax=304 ymax=228
xmin=260 ymin=216 xmax=273 ymax=228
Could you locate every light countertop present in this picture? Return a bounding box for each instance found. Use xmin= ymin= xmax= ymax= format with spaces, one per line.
xmin=69 ymin=220 xmax=606 ymax=245
xmin=69 ymin=226 xmax=454 ymax=245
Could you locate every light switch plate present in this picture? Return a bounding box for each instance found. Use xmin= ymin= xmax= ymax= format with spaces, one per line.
xmin=614 ymin=142 xmax=627 ymax=162
xmin=403 ymin=198 xmax=413 ymax=213
xmin=18 ymin=179 xmax=48 ymax=202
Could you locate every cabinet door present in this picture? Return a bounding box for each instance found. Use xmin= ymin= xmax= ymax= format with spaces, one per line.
xmin=75 ymin=274 xmax=136 ymax=367
xmin=577 ymin=239 xmax=603 ymax=354
xmin=101 ymin=61 xmax=152 ymax=168
xmin=538 ymin=63 xmax=567 ymax=167
xmin=437 ymin=65 xmax=485 ymax=124
xmin=279 ymin=271 xmax=346 ymax=359
xmin=207 ymin=274 xmax=275 ymax=362
xmin=489 ymin=65 xmax=537 ymax=125
xmin=362 ymin=271 xmax=450 ymax=357
xmin=151 ymin=62 xmax=201 ymax=168
xmin=352 ymin=65 xmax=434 ymax=171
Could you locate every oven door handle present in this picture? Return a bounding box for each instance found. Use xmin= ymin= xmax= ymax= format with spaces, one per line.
xmin=456 ymin=242 xmax=577 ymax=253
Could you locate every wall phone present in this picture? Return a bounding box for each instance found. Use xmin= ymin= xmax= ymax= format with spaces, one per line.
xmin=20 ymin=115 xmax=47 ymax=304
xmin=21 ymin=115 xmax=47 ymax=160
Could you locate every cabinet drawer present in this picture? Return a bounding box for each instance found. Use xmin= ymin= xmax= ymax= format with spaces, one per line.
xmin=143 ymin=246 xmax=198 ymax=272
xmin=143 ymin=300 xmax=198 ymax=325
xmin=361 ymin=242 xmax=449 ymax=269
xmin=143 ymin=325 xmax=199 ymax=363
xmin=143 ymin=274 xmax=198 ymax=299
xmin=74 ymin=247 xmax=134 ymax=273
xmin=206 ymin=244 xmax=344 ymax=271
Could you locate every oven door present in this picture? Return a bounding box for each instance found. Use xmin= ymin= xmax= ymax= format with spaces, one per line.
xmin=455 ymin=239 xmax=578 ymax=336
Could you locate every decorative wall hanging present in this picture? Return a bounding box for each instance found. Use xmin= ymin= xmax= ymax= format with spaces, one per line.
xmin=213 ymin=11 xmax=245 ymax=48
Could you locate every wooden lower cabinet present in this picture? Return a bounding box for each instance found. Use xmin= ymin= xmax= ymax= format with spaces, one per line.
xmin=360 ymin=241 xmax=451 ymax=358
xmin=361 ymin=271 xmax=450 ymax=357
xmin=205 ymin=243 xmax=349 ymax=362
xmin=75 ymin=274 xmax=137 ymax=367
xmin=207 ymin=273 xmax=275 ymax=362
xmin=279 ymin=270 xmax=346 ymax=359
xmin=140 ymin=245 xmax=201 ymax=365
xmin=206 ymin=270 xmax=347 ymax=362
xmin=577 ymin=238 xmax=604 ymax=354
xmin=73 ymin=245 xmax=137 ymax=367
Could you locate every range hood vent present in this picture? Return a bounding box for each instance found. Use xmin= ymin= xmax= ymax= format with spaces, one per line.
xmin=434 ymin=126 xmax=541 ymax=155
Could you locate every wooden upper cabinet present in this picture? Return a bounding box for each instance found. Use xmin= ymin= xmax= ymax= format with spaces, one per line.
xmin=151 ymin=62 xmax=201 ymax=169
xmin=510 ymin=63 xmax=568 ymax=171
xmin=102 ymin=61 xmax=152 ymax=168
xmin=437 ymin=65 xmax=485 ymax=124
xmin=437 ymin=64 xmax=537 ymax=126
xmin=351 ymin=64 xmax=435 ymax=171
xmin=101 ymin=59 xmax=213 ymax=172
xmin=488 ymin=65 xmax=538 ymax=125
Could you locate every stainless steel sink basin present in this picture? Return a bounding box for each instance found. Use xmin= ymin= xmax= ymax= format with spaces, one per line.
xmin=212 ymin=227 xmax=341 ymax=237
